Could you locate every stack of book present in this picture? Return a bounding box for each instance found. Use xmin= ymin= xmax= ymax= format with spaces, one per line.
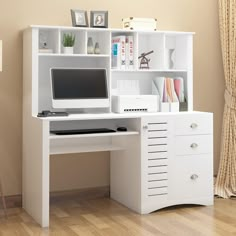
xmin=111 ymin=35 xmax=134 ymax=70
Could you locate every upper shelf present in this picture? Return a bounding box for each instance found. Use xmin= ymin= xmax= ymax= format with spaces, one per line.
xmin=111 ymin=69 xmax=188 ymax=73
xmin=38 ymin=53 xmax=110 ymax=58
xmin=30 ymin=25 xmax=195 ymax=35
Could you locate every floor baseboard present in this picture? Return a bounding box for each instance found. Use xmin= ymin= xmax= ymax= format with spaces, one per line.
xmin=0 ymin=186 xmax=110 ymax=209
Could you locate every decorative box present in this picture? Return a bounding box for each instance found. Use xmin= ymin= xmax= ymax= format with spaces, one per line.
xmin=122 ymin=17 xmax=157 ymax=31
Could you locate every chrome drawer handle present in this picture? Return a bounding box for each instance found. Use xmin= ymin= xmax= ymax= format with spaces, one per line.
xmin=190 ymin=143 xmax=198 ymax=149
xmin=190 ymin=174 xmax=198 ymax=180
xmin=143 ymin=125 xmax=148 ymax=129
xmin=190 ymin=123 xmax=198 ymax=129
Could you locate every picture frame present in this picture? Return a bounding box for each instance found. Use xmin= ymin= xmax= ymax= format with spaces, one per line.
xmin=71 ymin=9 xmax=88 ymax=27
xmin=90 ymin=11 xmax=108 ymax=28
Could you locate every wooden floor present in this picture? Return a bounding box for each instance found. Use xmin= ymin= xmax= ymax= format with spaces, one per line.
xmin=0 ymin=197 xmax=236 ymax=235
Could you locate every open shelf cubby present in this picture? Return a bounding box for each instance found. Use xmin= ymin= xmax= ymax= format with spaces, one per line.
xmin=38 ymin=29 xmax=60 ymax=54
xmin=138 ymin=32 xmax=165 ymax=70
xmin=49 ymin=118 xmax=140 ymax=154
xmin=87 ymin=30 xmax=111 ymax=55
xmin=164 ymin=34 xmax=191 ymax=70
xmin=60 ymin=29 xmax=86 ymax=54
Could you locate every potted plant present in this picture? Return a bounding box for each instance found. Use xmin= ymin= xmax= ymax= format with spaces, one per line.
xmin=62 ymin=33 xmax=75 ymax=54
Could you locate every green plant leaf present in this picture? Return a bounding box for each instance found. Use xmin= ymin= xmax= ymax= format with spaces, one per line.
xmin=62 ymin=33 xmax=75 ymax=47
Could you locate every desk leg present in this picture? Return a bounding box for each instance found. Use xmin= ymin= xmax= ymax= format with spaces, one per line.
xmin=23 ymin=118 xmax=50 ymax=227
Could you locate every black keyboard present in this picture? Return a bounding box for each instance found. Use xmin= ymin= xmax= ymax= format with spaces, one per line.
xmin=50 ymin=128 xmax=116 ymax=135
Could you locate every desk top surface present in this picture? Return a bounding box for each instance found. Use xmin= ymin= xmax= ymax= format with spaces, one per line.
xmin=34 ymin=111 xmax=210 ymax=121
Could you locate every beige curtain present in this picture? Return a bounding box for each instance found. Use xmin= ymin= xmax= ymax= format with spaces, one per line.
xmin=215 ymin=0 xmax=236 ymax=198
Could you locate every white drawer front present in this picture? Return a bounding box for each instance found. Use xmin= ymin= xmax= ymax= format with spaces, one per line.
xmin=175 ymin=135 xmax=212 ymax=156
xmin=169 ymin=155 xmax=213 ymax=200
xmin=175 ymin=114 xmax=213 ymax=135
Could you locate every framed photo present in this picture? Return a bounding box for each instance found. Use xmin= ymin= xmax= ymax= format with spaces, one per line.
xmin=71 ymin=9 xmax=88 ymax=27
xmin=90 ymin=11 xmax=108 ymax=28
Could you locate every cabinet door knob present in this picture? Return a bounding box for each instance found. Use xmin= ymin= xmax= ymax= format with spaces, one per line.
xmin=190 ymin=143 xmax=198 ymax=149
xmin=143 ymin=125 xmax=148 ymax=129
xmin=190 ymin=123 xmax=198 ymax=129
xmin=190 ymin=174 xmax=198 ymax=180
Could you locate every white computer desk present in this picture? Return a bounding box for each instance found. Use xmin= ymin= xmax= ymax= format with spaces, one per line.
xmin=23 ymin=26 xmax=213 ymax=228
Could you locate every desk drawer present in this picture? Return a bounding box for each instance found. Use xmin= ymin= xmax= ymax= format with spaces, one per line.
xmin=175 ymin=114 xmax=213 ymax=135
xmin=175 ymin=135 xmax=212 ymax=156
xmin=169 ymin=155 xmax=213 ymax=200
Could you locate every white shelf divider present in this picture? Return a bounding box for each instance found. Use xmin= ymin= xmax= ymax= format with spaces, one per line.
xmin=50 ymin=144 xmax=124 ymax=155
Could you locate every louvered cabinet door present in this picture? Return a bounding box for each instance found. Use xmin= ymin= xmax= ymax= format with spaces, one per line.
xmin=141 ymin=115 xmax=173 ymax=213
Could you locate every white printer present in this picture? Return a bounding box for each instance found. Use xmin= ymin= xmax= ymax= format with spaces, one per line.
xmin=112 ymin=95 xmax=159 ymax=113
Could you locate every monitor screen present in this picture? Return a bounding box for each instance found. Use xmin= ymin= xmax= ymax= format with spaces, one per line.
xmin=51 ymin=68 xmax=108 ymax=99
xmin=50 ymin=68 xmax=109 ymax=109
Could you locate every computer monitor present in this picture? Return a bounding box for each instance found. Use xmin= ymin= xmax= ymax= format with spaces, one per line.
xmin=50 ymin=68 xmax=109 ymax=109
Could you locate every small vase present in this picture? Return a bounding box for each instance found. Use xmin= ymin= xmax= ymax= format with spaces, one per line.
xmin=63 ymin=47 xmax=74 ymax=54
xmin=87 ymin=37 xmax=94 ymax=54
xmin=165 ymin=48 xmax=175 ymax=69
xmin=170 ymin=49 xmax=175 ymax=69
xmin=94 ymin=42 xmax=100 ymax=54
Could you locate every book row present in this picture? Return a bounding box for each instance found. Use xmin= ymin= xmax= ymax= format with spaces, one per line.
xmin=111 ymin=35 xmax=134 ymax=70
